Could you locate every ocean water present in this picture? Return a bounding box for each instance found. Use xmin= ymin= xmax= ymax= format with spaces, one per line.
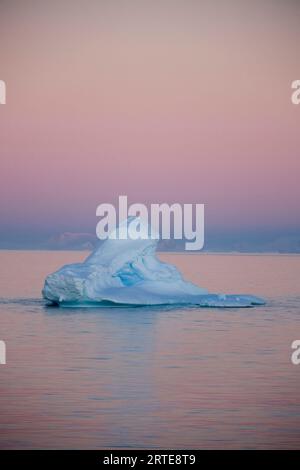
xmin=0 ymin=251 xmax=300 ymax=449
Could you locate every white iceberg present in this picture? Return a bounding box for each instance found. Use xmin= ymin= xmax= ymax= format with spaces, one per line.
xmin=42 ymin=218 xmax=265 ymax=308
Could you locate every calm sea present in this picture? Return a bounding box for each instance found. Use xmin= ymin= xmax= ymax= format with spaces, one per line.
xmin=0 ymin=251 xmax=300 ymax=449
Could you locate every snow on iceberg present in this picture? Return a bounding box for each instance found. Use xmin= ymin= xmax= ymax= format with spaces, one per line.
xmin=42 ymin=218 xmax=265 ymax=308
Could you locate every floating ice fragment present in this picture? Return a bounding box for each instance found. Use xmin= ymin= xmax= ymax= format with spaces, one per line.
xmin=42 ymin=218 xmax=265 ymax=308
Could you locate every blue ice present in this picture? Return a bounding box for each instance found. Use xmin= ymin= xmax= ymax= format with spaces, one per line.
xmin=42 ymin=218 xmax=265 ymax=308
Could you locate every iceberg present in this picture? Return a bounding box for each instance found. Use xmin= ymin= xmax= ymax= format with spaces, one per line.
xmin=42 ymin=218 xmax=265 ymax=308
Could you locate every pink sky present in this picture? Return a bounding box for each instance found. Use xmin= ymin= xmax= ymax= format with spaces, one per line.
xmin=0 ymin=0 xmax=299 ymax=247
